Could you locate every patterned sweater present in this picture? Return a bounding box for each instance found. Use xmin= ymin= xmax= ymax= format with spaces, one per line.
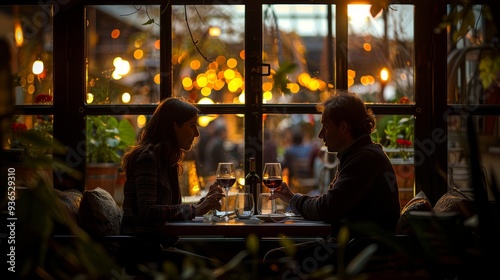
xmin=121 ymin=149 xmax=197 ymax=242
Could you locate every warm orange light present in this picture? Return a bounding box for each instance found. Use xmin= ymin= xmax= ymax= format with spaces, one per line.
xmin=206 ymin=70 xmax=217 ymax=83
xmin=262 ymin=82 xmax=273 ymax=92
xmin=137 ymin=115 xmax=147 ymax=128
xmin=87 ymin=93 xmax=94 ymax=104
xmin=190 ymin=60 xmax=201 ymax=70
xmin=182 ymin=77 xmax=193 ymax=88
xmin=14 ymin=21 xmax=23 ymax=47
xmin=298 ymin=73 xmax=311 ymax=86
xmin=208 ymin=26 xmax=221 ymax=37
xmin=172 ymin=54 xmax=179 ymax=65
xmin=290 ymin=83 xmax=300 ymax=93
xmin=121 ymin=92 xmax=131 ymax=103
xmin=348 ymin=77 xmax=355 ymax=87
xmin=263 ymin=91 xmax=273 ymax=102
xmin=32 ymin=60 xmax=44 ymax=75
xmin=238 ymin=92 xmax=245 ymax=103
xmin=201 ymin=87 xmax=212 ymax=96
xmin=154 ymin=40 xmax=160 ymax=49
xmin=363 ymin=43 xmax=372 ymax=51
xmin=28 ymin=84 xmax=35 ymax=94
xmin=214 ymin=79 xmax=225 ymax=90
xmin=348 ymin=69 xmax=356 ymax=78
xmin=111 ymin=29 xmax=120 ymax=39
xmin=224 ymin=69 xmax=235 ymax=80
xmin=216 ymin=55 xmax=226 ymax=66
xmin=133 ymin=49 xmax=144 ymax=59
xmin=196 ymin=74 xmax=208 ymax=87
xmin=227 ymin=58 xmax=237 ymax=68
xmin=208 ymin=62 xmax=218 ymax=70
xmin=380 ymin=68 xmax=389 ymax=82
xmin=228 ymin=78 xmax=242 ymax=92
xmin=134 ymin=39 xmax=143 ymax=48
xmin=308 ymin=79 xmax=320 ymax=91
xmin=360 ymin=76 xmax=368 ymax=85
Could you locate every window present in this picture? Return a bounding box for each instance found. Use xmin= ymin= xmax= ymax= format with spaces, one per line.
xmin=86 ymin=5 xmax=161 ymax=105
xmin=3 ymin=1 xmax=498 ymax=204
xmin=446 ymin=4 xmax=500 ymax=199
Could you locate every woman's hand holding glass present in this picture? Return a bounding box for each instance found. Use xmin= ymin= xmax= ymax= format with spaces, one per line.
xmin=195 ymin=182 xmax=224 ymax=216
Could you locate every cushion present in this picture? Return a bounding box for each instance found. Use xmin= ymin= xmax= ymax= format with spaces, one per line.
xmin=53 ymin=189 xmax=83 ymax=234
xmin=395 ymin=191 xmax=432 ymax=235
xmin=79 ymin=187 xmax=123 ymax=237
xmin=54 ymin=188 xmax=83 ymax=222
xmin=433 ymin=189 xmax=475 ymax=218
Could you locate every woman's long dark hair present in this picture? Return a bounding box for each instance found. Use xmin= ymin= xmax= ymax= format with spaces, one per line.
xmin=122 ymin=97 xmax=199 ymax=176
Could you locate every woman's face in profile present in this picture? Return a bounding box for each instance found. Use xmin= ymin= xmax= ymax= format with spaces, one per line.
xmin=174 ymin=114 xmax=200 ymax=151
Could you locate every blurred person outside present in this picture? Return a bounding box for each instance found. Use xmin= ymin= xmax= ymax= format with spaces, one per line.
xmin=263 ymin=128 xmax=278 ymax=164
xmin=281 ymin=125 xmax=316 ymax=193
xmin=201 ymin=119 xmax=235 ymax=179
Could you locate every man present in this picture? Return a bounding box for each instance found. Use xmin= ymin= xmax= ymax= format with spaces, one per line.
xmin=265 ymin=90 xmax=400 ymax=274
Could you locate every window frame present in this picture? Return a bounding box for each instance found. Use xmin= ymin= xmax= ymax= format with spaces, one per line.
xmin=7 ymin=0 xmax=499 ymax=204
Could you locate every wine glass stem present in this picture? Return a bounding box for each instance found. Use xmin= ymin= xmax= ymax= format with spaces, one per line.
xmin=225 ymin=189 xmax=229 ymax=218
xmin=271 ymin=190 xmax=276 ymax=214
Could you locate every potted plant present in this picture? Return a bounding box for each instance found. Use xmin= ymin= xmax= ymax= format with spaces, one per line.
xmin=86 ymin=115 xmax=136 ymax=195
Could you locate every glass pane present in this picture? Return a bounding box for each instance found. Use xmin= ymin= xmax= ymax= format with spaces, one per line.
xmin=86 ymin=5 xmax=160 ymax=105
xmin=348 ymin=4 xmax=414 ymax=103
xmin=7 ymin=114 xmax=54 ymax=188
xmin=446 ymin=5 xmax=499 ymax=105
xmin=0 ymin=5 xmax=54 ymax=105
xmin=9 ymin=114 xmax=53 ymax=159
xmin=265 ymin=113 xmax=415 ymax=205
xmin=86 ymin=114 xmax=138 ymax=204
xmin=84 ymin=113 xmax=244 ymax=203
xmin=262 ymin=5 xmax=332 ymax=104
xmin=192 ymin=114 xmax=244 ymax=182
xmin=372 ymin=114 xmax=414 ymax=154
xmin=372 ymin=114 xmax=415 ymax=207
xmin=448 ymin=115 xmax=499 ymax=200
xmin=172 ymin=5 xmax=245 ymax=104
xmin=264 ymin=114 xmax=326 ymax=194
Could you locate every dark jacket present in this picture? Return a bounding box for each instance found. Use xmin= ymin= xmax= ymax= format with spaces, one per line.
xmin=289 ymin=135 xmax=401 ymax=237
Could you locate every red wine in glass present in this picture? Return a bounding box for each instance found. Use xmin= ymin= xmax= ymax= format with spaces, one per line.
xmin=262 ymin=163 xmax=282 ymax=214
xmin=217 ymin=178 xmax=236 ymax=191
xmin=262 ymin=178 xmax=282 ymax=190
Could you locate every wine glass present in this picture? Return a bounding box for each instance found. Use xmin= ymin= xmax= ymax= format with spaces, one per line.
xmin=216 ymin=162 xmax=236 ymax=221
xmin=235 ymin=193 xmax=255 ymax=219
xmin=262 ymin=163 xmax=282 ymax=214
xmin=257 ymin=193 xmax=272 ymax=215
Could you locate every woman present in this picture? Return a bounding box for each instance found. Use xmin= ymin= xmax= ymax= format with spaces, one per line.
xmin=120 ymin=97 xmax=224 ymax=269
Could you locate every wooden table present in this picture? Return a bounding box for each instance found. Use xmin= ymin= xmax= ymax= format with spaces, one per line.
xmin=164 ymin=216 xmax=332 ymax=239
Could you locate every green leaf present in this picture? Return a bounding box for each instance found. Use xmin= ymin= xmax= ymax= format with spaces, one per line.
xmin=142 ymin=18 xmax=155 ymax=25
xmin=337 ymin=225 xmax=350 ymax=246
xmin=246 ymin=233 xmax=259 ymax=256
xmin=118 ymin=119 xmax=136 ymax=146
